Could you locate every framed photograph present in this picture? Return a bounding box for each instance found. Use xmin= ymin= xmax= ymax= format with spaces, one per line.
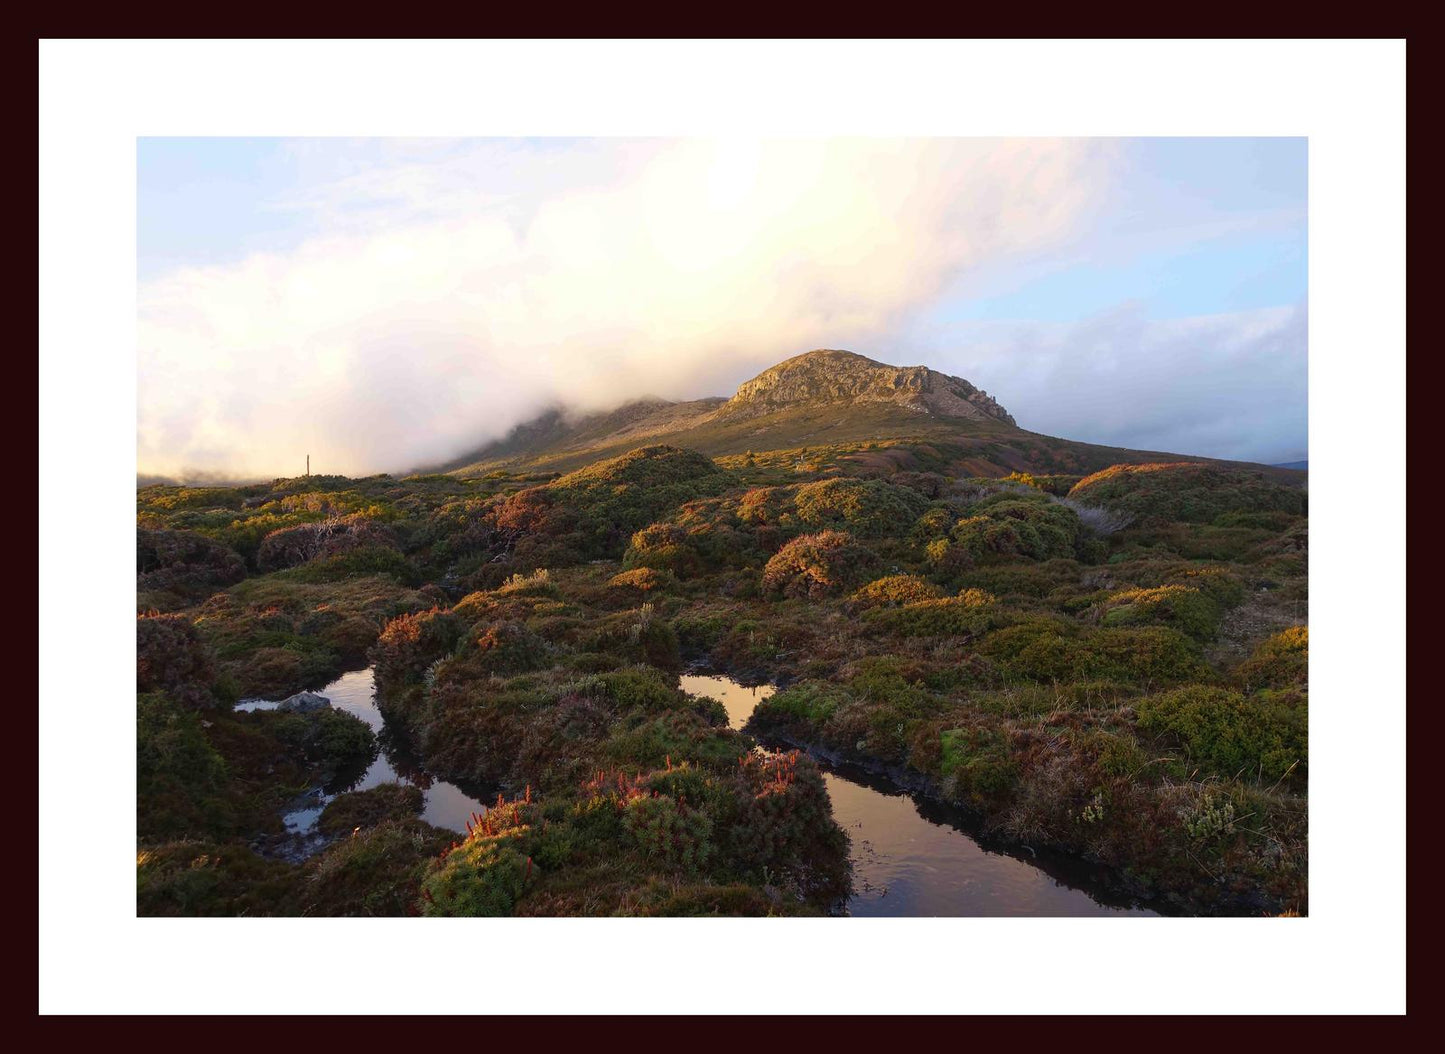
xmin=38 ymin=37 xmax=1407 ymax=1018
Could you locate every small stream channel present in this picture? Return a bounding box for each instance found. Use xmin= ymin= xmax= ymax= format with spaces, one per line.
xmin=680 ymin=672 xmax=1157 ymax=917
xmin=237 ymin=667 xmax=491 ymax=855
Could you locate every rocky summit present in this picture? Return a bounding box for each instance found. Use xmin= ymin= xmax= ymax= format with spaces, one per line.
xmin=715 ymin=349 xmax=1016 ymax=426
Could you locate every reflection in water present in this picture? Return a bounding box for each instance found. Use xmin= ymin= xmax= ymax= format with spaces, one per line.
xmin=236 ymin=667 xmax=488 ymax=835
xmin=680 ymin=673 xmax=775 ymax=731
xmin=681 ymin=671 xmax=1156 ymax=918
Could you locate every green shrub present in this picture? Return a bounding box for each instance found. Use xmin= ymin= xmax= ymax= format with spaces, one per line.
xmin=982 ymin=620 xmax=1204 ymax=685
xmin=137 ymin=841 xmax=298 ymax=917
xmin=952 ymin=560 xmax=1079 ymax=600
xmin=546 ymin=446 xmax=730 ymax=556
xmin=269 ymin=707 xmax=378 ymax=787
xmin=472 ymin=620 xmax=559 ymax=675
xmin=636 ymin=618 xmax=682 ymax=671
xmin=623 ymin=523 xmax=704 ymax=577
xmin=495 ymin=568 xmax=562 ymax=598
xmin=792 ymin=478 xmax=929 ymax=537
xmin=1074 ymin=728 xmax=1152 ymax=779
xmin=1004 ymin=471 xmax=1082 ymax=496
xmin=318 ymin=783 xmax=425 ymax=835
xmin=139 ymin=485 xmax=247 ymax=512
xmin=689 ymin=695 xmax=730 ymax=727
xmin=1213 ymin=509 xmax=1301 ymax=531
xmin=1068 ymin=462 xmax=1306 ymax=525
xmin=1101 ymin=584 xmax=1221 ymax=641
xmin=736 ymin=486 xmax=797 ymax=527
xmin=1234 ymin=626 xmax=1308 ymax=692
xmin=623 ymin=793 xmax=714 ymax=874
xmin=256 ymin=515 xmax=399 ymax=573
xmin=137 ymin=614 xmax=222 ymax=710
xmin=1167 ymin=565 xmax=1247 ymax=608
xmin=371 ymin=608 xmax=464 ymax=687
xmin=939 ymin=728 xmax=1019 ymax=798
xmin=979 ymin=619 xmax=1085 ymax=682
xmin=278 ymin=545 xmax=419 ymax=585
xmin=137 ymin=528 xmax=246 ymax=600
xmin=303 ymin=819 xmax=453 ymax=916
xmin=947 ymin=497 xmax=1082 ymax=564
xmin=751 ymin=679 xmax=843 ymax=728
xmin=911 ymin=504 xmax=959 ymax=543
xmin=137 ymin=692 xmax=236 ymax=840
xmin=721 ymin=751 xmax=850 ymax=902
xmin=1137 ymin=685 xmax=1307 ymax=783
xmin=1087 ymin=626 xmax=1208 ymax=685
xmin=591 ymin=666 xmax=685 ymax=711
xmin=421 ymin=802 xmax=537 ymax=916
xmin=607 ymin=566 xmax=674 ymax=594
xmin=848 ymin=574 xmax=946 ymax=610
xmin=865 ymin=596 xmax=999 ymax=638
xmin=566 ymin=651 xmax=624 ymax=673
xmin=583 ymin=606 xmax=681 ymax=671
xmin=747 ymin=681 xmax=845 ymax=731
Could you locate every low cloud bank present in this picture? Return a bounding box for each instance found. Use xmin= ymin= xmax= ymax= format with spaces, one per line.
xmin=139 ymin=138 xmax=1115 ymax=479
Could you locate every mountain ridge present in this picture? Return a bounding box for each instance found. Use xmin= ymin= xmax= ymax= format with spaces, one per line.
xmin=426 ymin=348 xmax=1301 ymax=483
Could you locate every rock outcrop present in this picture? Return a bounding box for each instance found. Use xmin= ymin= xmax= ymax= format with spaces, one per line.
xmin=277 ymin=691 xmax=331 ymax=714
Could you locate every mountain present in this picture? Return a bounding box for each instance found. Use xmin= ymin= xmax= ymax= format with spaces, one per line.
xmin=432 ymin=349 xmax=1302 ymax=481
xmin=1272 ymin=460 xmax=1308 ymax=472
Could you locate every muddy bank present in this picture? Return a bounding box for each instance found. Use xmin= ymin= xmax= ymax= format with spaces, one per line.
xmin=758 ymin=723 xmax=1178 ymax=913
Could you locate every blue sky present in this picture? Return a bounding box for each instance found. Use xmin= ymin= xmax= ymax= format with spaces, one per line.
xmin=138 ymin=137 xmax=615 ymax=281
xmin=138 ymin=137 xmax=1307 ymax=477
xmin=929 ymin=229 xmax=1305 ymax=323
xmin=924 ymin=139 xmax=1305 ymax=324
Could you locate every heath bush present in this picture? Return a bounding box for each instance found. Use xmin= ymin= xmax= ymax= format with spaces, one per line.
xmin=946 ymin=497 xmax=1082 ymax=564
xmin=864 ymin=595 xmax=1000 ymax=638
xmin=1101 ymin=584 xmax=1222 ymax=641
xmin=137 ymin=528 xmax=246 ymax=599
xmin=1234 ymin=627 xmax=1308 ymax=692
xmin=421 ymin=801 xmax=537 ymax=917
xmin=792 ymin=477 xmax=929 ymax=537
xmin=318 ymin=783 xmax=425 ymax=835
xmin=623 ymin=522 xmax=704 ymax=577
xmin=939 ymin=727 xmax=1019 ymax=799
xmin=137 ymin=614 xmax=222 ymax=710
xmin=1068 ymin=463 xmax=1306 ymax=526
xmin=256 ymin=515 xmax=399 ymax=573
xmin=370 ymin=608 xmax=465 ymax=688
xmin=606 ymin=566 xmax=674 ymax=595
xmin=761 ymin=531 xmax=879 ymax=599
xmin=303 ymin=819 xmax=453 ymax=916
xmin=848 ymin=574 xmax=946 ymax=610
xmin=1137 ymin=685 xmax=1307 ymax=784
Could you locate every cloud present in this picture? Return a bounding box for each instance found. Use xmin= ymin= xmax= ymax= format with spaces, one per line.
xmin=912 ymin=301 xmax=1308 ymax=464
xmin=138 ymin=138 xmax=1118 ymax=479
